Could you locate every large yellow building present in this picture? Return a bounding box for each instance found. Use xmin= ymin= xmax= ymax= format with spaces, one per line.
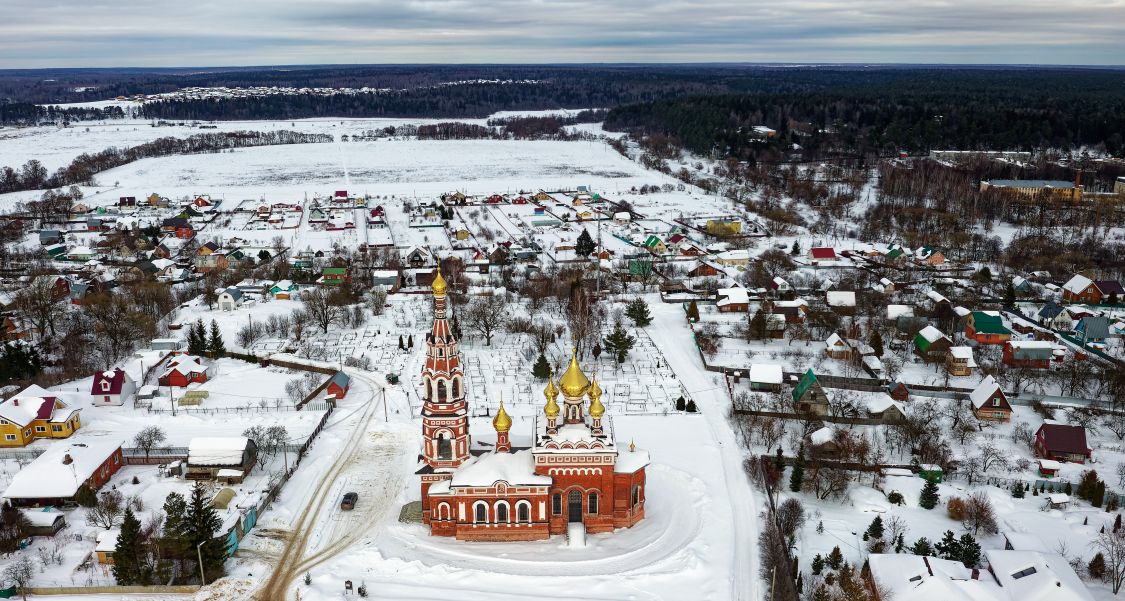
xmin=980 ymin=179 xmax=1081 ymax=201
xmin=0 ymin=385 xmax=82 ymax=447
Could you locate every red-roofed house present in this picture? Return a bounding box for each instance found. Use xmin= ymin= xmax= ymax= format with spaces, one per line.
xmin=0 ymin=385 xmax=82 ymax=447
xmin=809 ymin=247 xmax=837 ymax=262
xmin=158 ymin=356 xmax=210 ymax=387
xmin=89 ymin=368 xmax=136 ymax=407
xmin=1035 ymin=423 xmax=1091 ymax=464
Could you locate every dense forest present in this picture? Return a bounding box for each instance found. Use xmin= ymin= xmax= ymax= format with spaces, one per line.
xmin=0 ymin=130 xmax=331 ymax=194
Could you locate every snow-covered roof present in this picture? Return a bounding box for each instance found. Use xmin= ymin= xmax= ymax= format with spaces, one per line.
xmin=865 ymin=393 xmax=901 ymax=414
xmin=862 ymin=355 xmax=884 ymax=371
xmin=96 ymin=528 xmax=121 ymax=553
xmin=749 ymin=363 xmax=783 ymax=384
xmin=826 ymin=291 xmax=856 ymax=307
xmin=953 ymin=306 xmax=971 ymax=317
xmin=717 ymin=287 xmax=749 ymax=306
xmin=1062 ymin=274 xmax=1093 ymax=295
xmin=809 ymin=426 xmax=834 ymax=446
xmin=925 ymin=289 xmax=949 ymax=304
xmin=825 ymin=332 xmax=844 ymax=348
xmin=887 ymin=304 xmax=914 ymax=319
xmin=949 ymin=346 xmax=977 ymax=367
xmin=1007 ymin=340 xmax=1054 ymax=350
xmin=20 ymin=509 xmax=65 ymax=528
xmin=1038 ymin=459 xmax=1062 ymax=471
xmin=188 ymin=437 xmax=251 ymax=466
xmin=917 ymin=325 xmax=946 ymax=343
xmin=0 ymin=385 xmax=75 ymax=427
xmin=450 ymin=450 xmax=551 ymax=487
xmin=985 ymin=550 xmax=1093 ymax=601
xmin=3 ymin=438 xmax=124 ymax=500
xmin=969 ymin=375 xmax=1004 ymax=409
xmin=614 ymin=448 xmax=650 ymax=474
xmin=868 ymin=554 xmax=991 ymax=601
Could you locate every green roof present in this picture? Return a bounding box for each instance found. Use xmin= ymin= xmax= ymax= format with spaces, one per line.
xmin=323 ymin=267 xmax=347 ymax=275
xmin=971 ymin=312 xmax=1010 ymax=335
xmin=886 ymin=248 xmax=904 ymax=259
xmin=792 ymin=369 xmax=818 ymax=402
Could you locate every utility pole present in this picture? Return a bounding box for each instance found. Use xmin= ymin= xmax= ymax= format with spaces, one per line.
xmin=383 ymin=387 xmax=388 ymax=422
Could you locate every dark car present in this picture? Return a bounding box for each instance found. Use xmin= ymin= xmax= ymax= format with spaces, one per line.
xmin=341 ymin=492 xmax=359 ymax=510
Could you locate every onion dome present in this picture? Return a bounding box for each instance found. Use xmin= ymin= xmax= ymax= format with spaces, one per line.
xmin=558 ymin=348 xmax=590 ymax=398
xmin=544 ymin=370 xmax=560 ymax=419
xmin=493 ymin=400 xmax=512 ymax=433
xmin=432 ymin=265 xmax=447 ymax=296
xmin=588 ymin=376 xmax=605 ymax=418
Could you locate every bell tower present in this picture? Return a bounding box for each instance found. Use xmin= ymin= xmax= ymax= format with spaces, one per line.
xmin=420 ymin=266 xmax=470 ymax=469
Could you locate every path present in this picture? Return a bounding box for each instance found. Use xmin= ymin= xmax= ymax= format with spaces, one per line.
xmin=646 ymin=298 xmax=761 ymax=601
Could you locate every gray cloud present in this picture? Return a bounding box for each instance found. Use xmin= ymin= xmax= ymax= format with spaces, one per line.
xmin=0 ymin=0 xmax=1122 ymax=67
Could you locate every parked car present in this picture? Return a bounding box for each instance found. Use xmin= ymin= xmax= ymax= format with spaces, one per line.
xmin=341 ymin=492 xmax=359 ymax=510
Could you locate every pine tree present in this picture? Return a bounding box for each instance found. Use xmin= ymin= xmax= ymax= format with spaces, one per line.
xmin=183 ymin=483 xmax=224 ymax=583
xmin=1089 ymin=552 xmax=1107 ymax=580
xmin=749 ymin=310 xmax=767 ymax=340
xmin=935 ymin=530 xmax=961 ymax=561
xmin=774 ymin=447 xmax=785 ymax=472
xmin=919 ymin=478 xmax=940 ymax=509
xmin=112 ymin=508 xmax=150 ymax=585
xmin=811 ymin=585 xmax=831 ymax=601
xmin=625 ymin=298 xmax=652 ymax=327
xmin=1094 ymin=482 xmax=1106 ymax=508
xmin=408 ymin=334 xmax=414 ymax=348
xmin=816 ymin=520 xmax=824 ymax=535
xmin=958 ymin=533 xmax=981 ymax=568
xmin=1011 ymin=481 xmax=1025 ymax=498
xmin=869 ymin=330 xmax=884 ymax=358
xmin=602 ymin=323 xmax=636 ymax=364
xmin=811 ymin=554 xmax=825 ymax=575
xmin=575 ymin=229 xmax=596 ymax=258
xmin=911 ymin=537 xmax=934 ymax=556
xmin=532 ymin=353 xmax=551 ymax=379
xmin=790 ymin=240 xmax=801 ymax=256
xmin=789 ymin=446 xmax=805 ymax=493
xmin=398 ymin=335 xmax=404 ymax=350
xmin=865 ymin=516 xmax=885 ymax=540
xmin=1114 ymin=514 xmax=1122 ymax=533
xmin=207 ymin=320 xmax=225 ymax=357
xmin=895 ymin=533 xmax=906 ymax=553
xmin=826 ymin=546 xmax=844 ymax=570
xmin=685 ymin=300 xmax=700 ymax=322
xmin=187 ymin=320 xmax=206 ymax=355
xmin=1065 ymin=482 xmax=1073 ymax=495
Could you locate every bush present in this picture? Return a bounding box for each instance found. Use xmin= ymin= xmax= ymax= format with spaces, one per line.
xmin=887 ymin=491 xmax=905 ymax=505
xmin=1090 ymin=552 xmax=1107 ymax=580
xmin=75 ymin=485 xmax=97 ymax=508
xmin=947 ymin=497 xmax=966 ymax=521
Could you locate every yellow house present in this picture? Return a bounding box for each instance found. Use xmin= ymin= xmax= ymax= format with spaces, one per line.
xmin=0 ymin=385 xmax=82 ymax=447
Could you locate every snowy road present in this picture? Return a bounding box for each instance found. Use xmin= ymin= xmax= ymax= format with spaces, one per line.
xmin=645 ymin=299 xmax=761 ymax=601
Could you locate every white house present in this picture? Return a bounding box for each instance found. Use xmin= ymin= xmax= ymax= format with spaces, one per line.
xmin=217 ymin=287 xmax=243 ymax=312
xmin=89 ymin=368 xmax=135 ymax=407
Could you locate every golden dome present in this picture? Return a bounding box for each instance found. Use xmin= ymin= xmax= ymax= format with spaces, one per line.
xmin=589 ymin=377 xmax=605 ymax=418
xmin=558 ymin=348 xmax=590 ymax=398
xmin=493 ymin=400 xmax=512 ymax=433
xmin=544 ymin=370 xmax=560 ymax=419
xmin=545 ymin=393 xmax=560 ymax=419
xmin=432 ymin=264 xmax=447 ymax=296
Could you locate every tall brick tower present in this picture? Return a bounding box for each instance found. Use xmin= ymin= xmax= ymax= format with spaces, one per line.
xmin=420 ymin=266 xmax=470 ymax=469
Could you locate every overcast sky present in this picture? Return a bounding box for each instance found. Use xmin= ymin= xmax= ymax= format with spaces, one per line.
xmin=2 ymin=0 xmax=1124 ymax=68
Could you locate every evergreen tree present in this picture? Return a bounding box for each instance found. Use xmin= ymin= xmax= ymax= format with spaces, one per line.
xmin=75 ymin=485 xmax=98 ymax=508
xmin=408 ymin=334 xmax=414 ymax=348
xmin=811 ymin=586 xmax=831 ymax=601
xmin=1110 ymin=291 xmax=1120 ymax=306
xmin=895 ymin=533 xmax=906 ymax=553
xmin=1011 ymin=481 xmax=1025 ymax=499
xmin=675 ymin=396 xmax=686 ymax=411
xmin=816 ymin=520 xmax=824 ymax=535
xmin=864 ymin=516 xmax=885 ymax=540
xmin=398 ymin=335 xmax=404 ymax=350
xmin=112 ymin=508 xmax=150 ymax=585
xmin=1089 ymin=552 xmax=1107 ymax=580
xmin=749 ymin=309 xmax=767 ymax=340
xmin=935 ymin=530 xmax=961 ymax=560
xmin=1065 ymin=482 xmax=1073 ymax=496
xmin=958 ymin=533 xmax=981 ymax=568
xmin=826 ymin=545 xmax=844 ymax=570
xmin=1004 ymin=281 xmax=1016 ymax=307
xmin=774 ymin=446 xmax=785 ymax=472
xmin=919 ymin=478 xmax=940 ymax=510
xmin=911 ymin=537 xmax=934 ymax=556
xmin=1094 ymin=482 xmax=1106 ymax=508
xmin=187 ymin=320 xmax=206 ymax=355
xmin=789 ymin=446 xmax=805 ymax=493
xmin=790 ymin=240 xmax=801 ymax=256
xmin=575 ymin=229 xmax=596 ymax=258
xmin=685 ymin=300 xmax=700 ymax=322
xmin=625 ymin=298 xmax=653 ymax=327
xmin=531 ymin=353 xmax=551 ymax=379
xmin=869 ymin=330 xmax=884 ymax=358
xmin=207 ymin=320 xmax=225 ymax=357
xmin=602 ymin=323 xmax=636 ymax=364
xmin=0 ymin=504 xmax=30 ymax=554
xmin=1114 ymin=514 xmax=1121 ymax=533
xmin=183 ymin=482 xmax=225 ymax=583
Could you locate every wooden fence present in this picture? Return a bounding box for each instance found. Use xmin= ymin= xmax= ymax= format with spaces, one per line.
xmin=734 ymin=408 xmax=890 ymax=426
xmin=29 ymin=584 xmax=199 ymax=595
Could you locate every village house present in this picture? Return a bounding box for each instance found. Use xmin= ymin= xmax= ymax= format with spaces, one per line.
xmin=186 ymin=436 xmax=258 ymax=482
xmin=217 ymin=287 xmax=244 ymax=311
xmin=327 ymin=371 xmax=351 ymax=400
xmin=0 ymin=385 xmax=82 ymax=447
xmin=716 ymin=287 xmax=750 ymax=313
xmin=1034 ymin=423 xmax=1090 ymax=464
xmin=22 ymin=510 xmax=66 ymax=537
xmin=1002 ymin=340 xmax=1053 ymax=369
xmin=865 ymin=394 xmax=906 ymax=423
xmin=270 ymin=280 xmax=299 ymax=299
xmin=824 ymin=332 xmax=851 ymax=360
xmin=1075 ymin=316 xmax=1110 ymax=343
xmin=969 ymin=375 xmax=1012 ymax=422
xmin=964 ymin=311 xmax=1012 ymax=345
xmin=792 ymin=369 xmax=830 ymax=416
xmin=913 ymin=325 xmax=952 ymax=362
xmin=89 ymin=368 xmax=136 ymax=406
xmin=321 ymin=266 xmax=350 ymax=286
xmin=825 ymin=291 xmax=856 ymax=316
xmin=96 ymin=529 xmax=121 ymax=565
xmin=2 ymin=438 xmax=123 ymax=507
xmin=158 ymin=355 xmax=210 ymax=387
xmin=1037 ymin=301 xmax=1073 ymax=330
xmin=946 ymin=346 xmax=976 ymax=376
xmin=746 ymin=364 xmax=783 ymax=392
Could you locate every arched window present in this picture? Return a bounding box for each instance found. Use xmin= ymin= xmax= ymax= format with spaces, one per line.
xmin=437 ymin=348 xmax=443 ymax=357
xmin=495 ymin=502 xmax=509 ymax=523
xmin=452 ymin=378 xmax=460 ymax=398
xmin=474 ymin=501 xmax=487 ymax=523
xmin=437 ymin=503 xmax=450 ymax=520
xmin=588 ymin=492 xmax=599 ymax=515
xmin=517 ymin=501 xmax=531 ymax=523
xmin=436 ymin=431 xmax=451 ymax=460
xmin=437 ymin=380 xmax=447 ymax=400
xmin=552 ymin=494 xmax=562 ymax=515
xmin=631 ymin=485 xmax=640 ymax=507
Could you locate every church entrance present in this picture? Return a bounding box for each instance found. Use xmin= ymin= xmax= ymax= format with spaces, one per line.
xmin=567 ymin=490 xmax=583 ymax=523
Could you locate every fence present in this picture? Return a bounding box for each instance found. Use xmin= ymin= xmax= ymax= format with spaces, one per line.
xmin=28 ymin=585 xmax=200 ymax=595
xmin=121 ymin=446 xmax=189 ymax=465
xmin=144 ymin=405 xmax=301 ymax=415
xmin=734 ymin=408 xmax=889 ymax=427
xmin=0 ymin=448 xmax=46 ymax=462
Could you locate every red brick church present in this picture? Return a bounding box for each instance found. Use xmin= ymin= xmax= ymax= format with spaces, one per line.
xmin=416 ymin=268 xmax=649 ymax=541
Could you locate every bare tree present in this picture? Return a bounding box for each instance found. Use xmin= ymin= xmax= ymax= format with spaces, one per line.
xmin=87 ymin=489 xmax=125 ymax=529
xmin=132 ymin=426 xmax=167 ymax=461
xmin=12 ymin=276 xmax=65 ymax=346
xmin=3 ymin=554 xmax=35 ymax=600
xmin=1093 ymin=530 xmax=1125 ymax=594
xmin=463 ymin=294 xmax=509 ymax=346
xmin=962 ymin=492 xmax=999 ymax=535
xmin=300 ymin=288 xmax=342 ymax=333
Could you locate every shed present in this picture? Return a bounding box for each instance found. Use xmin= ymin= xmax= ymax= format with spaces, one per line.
xmin=918 ymin=464 xmax=944 ymax=483
xmin=327 ymin=371 xmax=350 ymax=400
xmin=186 ymin=437 xmax=257 ymax=481
xmin=20 ymin=509 xmax=66 ymax=536
xmin=747 ymin=364 xmax=783 ymax=392
xmin=211 ymin=487 xmax=237 ymax=509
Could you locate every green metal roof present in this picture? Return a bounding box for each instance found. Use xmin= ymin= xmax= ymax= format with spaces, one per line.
xmin=971 ymin=312 xmax=1010 ymax=335
xmin=791 ymin=369 xmax=818 ymax=402
xmin=322 ymin=267 xmax=347 ymax=275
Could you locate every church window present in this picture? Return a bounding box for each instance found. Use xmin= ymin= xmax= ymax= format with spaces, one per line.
xmin=588 ymin=492 xmax=599 ymax=514
xmin=437 ymin=434 xmax=451 ymax=460
xmin=517 ymin=501 xmax=530 ymax=523
xmin=495 ymin=502 xmax=509 ymax=523
xmin=632 ymin=485 xmax=640 ymax=506
xmin=474 ymin=502 xmax=487 ymax=523
xmin=453 ymin=378 xmax=460 ymax=398
xmin=437 ymin=380 xmax=447 ymax=400
xmin=552 ymin=494 xmax=562 ymax=515
xmin=437 ymin=503 xmax=450 ymax=520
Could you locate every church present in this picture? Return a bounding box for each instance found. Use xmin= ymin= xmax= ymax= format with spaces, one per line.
xmin=416 ymin=268 xmax=649 ymax=542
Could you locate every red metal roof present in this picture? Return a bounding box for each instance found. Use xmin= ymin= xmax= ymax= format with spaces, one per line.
xmin=810 ymin=247 xmax=837 ymax=260
xmin=1037 ymin=423 xmax=1089 ymax=456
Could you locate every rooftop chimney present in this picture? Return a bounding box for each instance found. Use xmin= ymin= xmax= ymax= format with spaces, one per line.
xmin=62 ymin=453 xmax=73 ymax=465
xmin=12 ymin=399 xmax=17 ymax=406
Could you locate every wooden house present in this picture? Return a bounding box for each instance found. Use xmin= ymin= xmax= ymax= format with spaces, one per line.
xmin=1 ymin=438 xmax=122 ymax=506
xmin=90 ymin=368 xmax=135 ymax=407
xmin=1002 ymin=341 xmax=1053 ymax=369
xmin=969 ymin=375 xmax=1012 ymax=422
xmin=825 ymin=333 xmax=850 ymax=359
xmin=964 ymin=311 xmax=1012 ymax=345
xmin=0 ymin=386 xmax=82 ymax=447
xmin=1034 ymin=424 xmax=1090 ymax=464
xmin=327 ymin=371 xmax=350 ymax=400
xmin=186 ymin=437 xmax=258 ymax=481
xmin=946 ymin=346 xmax=976 ymax=376
xmin=913 ymin=325 xmax=952 ymax=362
xmin=791 ymin=369 xmax=829 ymax=416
